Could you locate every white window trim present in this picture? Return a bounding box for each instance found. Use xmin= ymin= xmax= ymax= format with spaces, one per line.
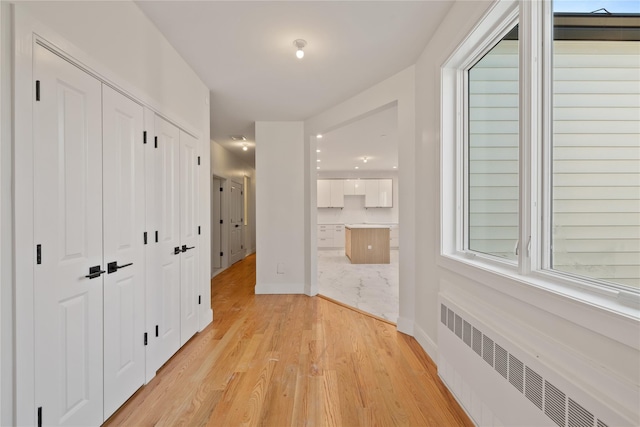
xmin=440 ymin=0 xmax=639 ymax=349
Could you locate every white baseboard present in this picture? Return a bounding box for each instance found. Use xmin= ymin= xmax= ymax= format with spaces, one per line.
xmin=255 ymin=283 xmax=305 ymax=295
xmin=414 ymin=323 xmax=438 ymax=362
xmin=396 ymin=316 xmax=414 ymax=335
xmin=199 ymin=308 xmax=213 ymax=332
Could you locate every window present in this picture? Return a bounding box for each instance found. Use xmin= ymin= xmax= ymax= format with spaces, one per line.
xmin=467 ymin=25 xmax=519 ymax=261
xmin=443 ymin=0 xmax=640 ymax=300
xmin=548 ymin=3 xmax=640 ymax=289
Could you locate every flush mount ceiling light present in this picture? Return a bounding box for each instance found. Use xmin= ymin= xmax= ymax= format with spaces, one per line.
xmin=231 ymin=135 xmax=247 ymax=141
xmin=293 ymin=39 xmax=307 ymax=59
xmin=363 ymin=157 xmax=368 ymax=163
xmin=242 ymin=142 xmax=248 ymax=151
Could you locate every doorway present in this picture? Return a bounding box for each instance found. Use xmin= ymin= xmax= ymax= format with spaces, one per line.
xmin=229 ymin=180 xmax=244 ymax=265
xmin=212 ymin=176 xmax=224 ymax=276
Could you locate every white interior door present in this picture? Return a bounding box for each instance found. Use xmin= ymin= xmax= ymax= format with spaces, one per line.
xmin=212 ymin=178 xmax=222 ymax=271
xmin=179 ymin=131 xmax=199 ymax=345
xmin=229 ymin=181 xmax=244 ymax=265
xmin=102 ymin=85 xmax=145 ymax=420
xmin=33 ymin=44 xmax=104 ymax=426
xmin=154 ymin=115 xmax=181 ymax=366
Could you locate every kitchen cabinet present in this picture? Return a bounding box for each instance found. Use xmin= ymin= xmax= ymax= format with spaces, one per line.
xmin=317 ymin=224 xmax=345 ymax=248
xmin=390 ymin=225 xmax=399 ymax=248
xmin=365 ymin=179 xmax=393 ymax=208
xmin=317 ymin=179 xmax=344 ymax=208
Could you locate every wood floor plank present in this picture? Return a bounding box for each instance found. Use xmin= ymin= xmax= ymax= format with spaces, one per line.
xmin=104 ymin=253 xmax=473 ymax=427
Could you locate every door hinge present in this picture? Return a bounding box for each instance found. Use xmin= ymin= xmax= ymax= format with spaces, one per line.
xmin=220 ymin=219 xmax=223 ymax=224
xmin=241 ymin=245 xmax=243 ymax=249
xmin=143 ymin=130 xmax=147 ymax=144
xmin=144 ymin=332 xmax=148 ymax=346
xmin=155 ymin=325 xmax=159 ymax=337
xmin=37 ymin=407 xmax=42 ymax=427
xmin=154 ymin=136 xmax=158 ymax=148
xmin=241 ymin=191 xmax=243 ymax=195
xmin=198 ymin=295 xmax=201 ymax=305
xmin=155 ymin=230 xmax=159 ymax=243
xmin=144 ymin=232 xmax=148 ymax=245
xmin=197 ymin=156 xmax=201 ymax=165
xmin=220 ymin=251 xmax=223 ymax=257
xmin=198 ymin=226 xmax=201 ymax=235
xmin=36 ymin=244 xmax=42 ymax=265
xmin=220 ymin=187 xmax=223 ymax=192
xmin=35 ymin=81 xmax=41 ymax=101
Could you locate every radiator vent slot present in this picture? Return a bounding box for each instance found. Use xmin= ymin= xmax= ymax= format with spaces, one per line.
xmin=495 ymin=344 xmax=508 ymax=380
xmin=482 ymin=335 xmax=494 ymax=366
xmin=441 ymin=303 xmax=611 ymax=427
xmin=447 ymin=309 xmax=455 ymax=333
xmin=545 ymin=380 xmax=566 ymax=427
xmin=525 ymin=367 xmax=544 ymax=410
xmin=568 ymin=398 xmax=594 ymax=427
xmin=508 ymin=354 xmax=524 ymax=393
xmin=472 ymin=327 xmax=482 ymax=356
xmin=455 ymin=314 xmax=463 ymax=339
xmin=463 ymin=320 xmax=472 ymax=347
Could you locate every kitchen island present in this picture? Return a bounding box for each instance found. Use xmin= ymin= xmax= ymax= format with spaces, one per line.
xmin=345 ymin=224 xmax=390 ymax=264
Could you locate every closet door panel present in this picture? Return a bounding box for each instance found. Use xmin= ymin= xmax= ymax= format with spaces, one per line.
xmin=155 ymin=116 xmax=181 ymax=365
xmin=102 ymin=85 xmax=146 ymax=420
xmin=33 ymin=44 xmax=104 ymax=427
xmin=180 ymin=131 xmax=199 ymax=344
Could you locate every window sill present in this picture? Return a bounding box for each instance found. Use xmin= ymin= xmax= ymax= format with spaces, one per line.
xmin=438 ymin=252 xmax=640 ymax=349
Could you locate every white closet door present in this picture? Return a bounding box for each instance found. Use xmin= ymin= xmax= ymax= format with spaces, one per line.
xmin=154 ymin=116 xmax=181 ymax=365
xmin=229 ymin=181 xmax=244 ymax=265
xmin=102 ymin=85 xmax=145 ymax=420
xmin=33 ymin=44 xmax=104 ymax=427
xmin=179 ymin=131 xmax=199 ymax=344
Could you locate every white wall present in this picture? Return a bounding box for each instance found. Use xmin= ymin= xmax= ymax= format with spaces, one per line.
xmin=316 ymin=171 xmax=399 ymax=225
xmin=4 ymin=2 xmax=211 ymax=424
xmin=210 ymin=140 xmax=256 ymax=271
xmin=305 ymin=67 xmax=416 ymax=334
xmin=255 ymin=122 xmax=306 ymax=294
xmin=415 ymin=0 xmax=639 ymax=424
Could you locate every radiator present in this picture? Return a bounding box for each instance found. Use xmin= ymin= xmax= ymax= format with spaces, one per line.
xmin=437 ymin=294 xmax=636 ymax=427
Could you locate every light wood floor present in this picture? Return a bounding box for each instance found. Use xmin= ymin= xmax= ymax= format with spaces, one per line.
xmin=105 ymin=253 xmax=472 ymax=426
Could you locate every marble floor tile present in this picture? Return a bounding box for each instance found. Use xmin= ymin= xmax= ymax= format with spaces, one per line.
xmin=317 ymin=249 xmax=399 ymax=322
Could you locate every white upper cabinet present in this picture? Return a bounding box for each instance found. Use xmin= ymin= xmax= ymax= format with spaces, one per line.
xmin=330 ymin=180 xmax=345 ymax=207
xmin=344 ymin=179 xmax=365 ymax=196
xmin=365 ymin=179 xmax=393 ymax=208
xmin=317 ymin=180 xmax=331 ymax=207
xmin=317 ymin=179 xmax=343 ymax=208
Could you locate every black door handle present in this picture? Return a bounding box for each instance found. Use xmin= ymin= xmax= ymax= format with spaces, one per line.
xmin=174 ymin=247 xmax=181 ymax=255
xmin=107 ymin=261 xmax=133 ymax=274
xmin=235 ymin=224 xmax=239 ymax=228
xmin=85 ymin=265 xmax=105 ymax=279
xmin=182 ymin=245 xmax=195 ymax=252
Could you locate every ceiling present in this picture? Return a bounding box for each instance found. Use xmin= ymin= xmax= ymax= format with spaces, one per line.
xmin=135 ymin=1 xmax=453 ymax=167
xmin=317 ymin=104 xmax=397 ymax=172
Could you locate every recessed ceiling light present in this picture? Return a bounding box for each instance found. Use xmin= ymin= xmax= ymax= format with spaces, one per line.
xmin=316 ymin=134 xmax=323 ymax=139
xmin=355 ymin=166 xmax=359 ymax=169
xmin=393 ymin=166 xmax=397 ymax=169
xmin=363 ymin=157 xmax=368 ymax=163
xmin=242 ymin=142 xmax=248 ymax=151
xmin=316 ymin=149 xmax=321 ymax=153
xmin=317 ymin=159 xmax=321 ymax=162
xmin=317 ymin=166 xmax=320 ymax=170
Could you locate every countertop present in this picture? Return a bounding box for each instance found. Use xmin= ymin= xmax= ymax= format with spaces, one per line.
xmin=345 ymin=224 xmax=392 ymax=229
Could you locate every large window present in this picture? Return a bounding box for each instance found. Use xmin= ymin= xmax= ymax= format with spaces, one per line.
xmin=549 ymin=4 xmax=640 ymax=288
xmin=445 ymin=0 xmax=640 ymax=298
xmin=467 ymin=26 xmax=519 ymax=261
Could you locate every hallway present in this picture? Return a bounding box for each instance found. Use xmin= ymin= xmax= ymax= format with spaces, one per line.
xmin=105 ymin=254 xmax=472 ymax=426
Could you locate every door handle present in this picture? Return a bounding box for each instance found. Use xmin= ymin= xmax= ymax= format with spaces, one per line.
xmin=182 ymin=245 xmax=195 ymax=252
xmin=107 ymin=261 xmax=133 ymax=274
xmin=235 ymin=224 xmax=239 ymax=228
xmin=85 ymin=265 xmax=105 ymax=279
xmin=174 ymin=247 xmax=181 ymax=255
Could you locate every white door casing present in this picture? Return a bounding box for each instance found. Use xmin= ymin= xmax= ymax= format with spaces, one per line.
xmin=154 ymin=116 xmax=181 ymax=367
xmin=102 ymin=85 xmax=146 ymax=420
xmin=179 ymin=130 xmax=199 ymax=345
xmin=229 ymin=181 xmax=244 ymax=265
xmin=212 ymin=177 xmax=222 ymax=271
xmin=33 ymin=44 xmax=104 ymax=426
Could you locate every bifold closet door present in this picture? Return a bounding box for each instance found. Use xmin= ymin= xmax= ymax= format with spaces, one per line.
xmin=154 ymin=116 xmax=181 ymax=365
xmin=102 ymin=85 xmax=146 ymax=420
xmin=179 ymin=131 xmax=199 ymax=345
xmin=33 ymin=44 xmax=104 ymax=427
